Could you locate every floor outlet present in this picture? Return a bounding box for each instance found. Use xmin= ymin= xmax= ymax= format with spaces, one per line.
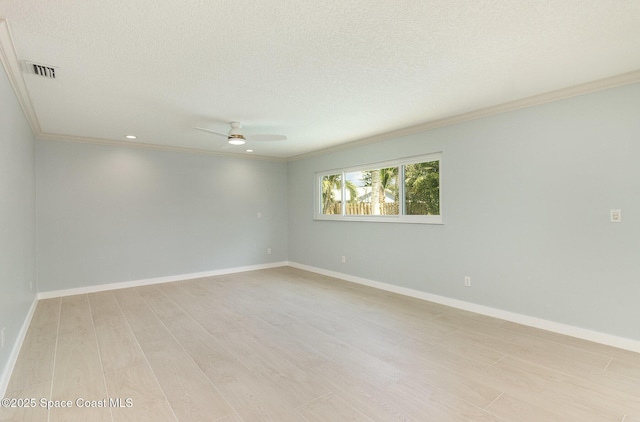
xmin=464 ymin=276 xmax=471 ymax=287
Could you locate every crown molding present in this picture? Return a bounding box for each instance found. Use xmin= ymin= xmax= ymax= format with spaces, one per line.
xmin=1 ymin=17 xmax=285 ymax=162
xmin=0 ymin=18 xmax=41 ymax=135
xmin=288 ymin=69 xmax=640 ymax=161
xmin=37 ymin=132 xmax=287 ymax=162
xmin=3 ymin=17 xmax=639 ymax=163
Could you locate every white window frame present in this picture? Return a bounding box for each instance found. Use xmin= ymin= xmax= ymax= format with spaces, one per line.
xmin=314 ymin=152 xmax=442 ymax=224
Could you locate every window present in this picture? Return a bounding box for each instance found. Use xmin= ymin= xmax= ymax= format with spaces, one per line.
xmin=316 ymin=153 xmax=441 ymax=224
xmin=321 ymin=173 xmax=343 ymax=215
xmin=344 ymin=167 xmax=399 ymax=216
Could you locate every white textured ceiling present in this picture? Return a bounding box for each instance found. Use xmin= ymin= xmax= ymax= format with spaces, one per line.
xmin=1 ymin=1 xmax=640 ymax=158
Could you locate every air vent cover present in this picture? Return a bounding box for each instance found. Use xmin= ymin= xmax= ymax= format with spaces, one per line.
xmin=23 ymin=61 xmax=57 ymax=79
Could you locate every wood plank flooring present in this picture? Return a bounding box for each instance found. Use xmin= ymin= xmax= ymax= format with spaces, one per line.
xmin=2 ymin=266 xmax=640 ymax=421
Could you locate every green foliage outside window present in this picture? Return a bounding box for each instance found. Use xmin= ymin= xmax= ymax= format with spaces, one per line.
xmin=318 ymin=154 xmax=440 ymax=222
xmin=405 ymin=161 xmax=439 ymax=215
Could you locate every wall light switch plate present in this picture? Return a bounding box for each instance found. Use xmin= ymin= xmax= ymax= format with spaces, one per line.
xmin=610 ymin=209 xmax=622 ymax=223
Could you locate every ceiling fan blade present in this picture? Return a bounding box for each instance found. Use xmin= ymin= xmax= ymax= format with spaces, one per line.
xmin=244 ymin=134 xmax=287 ymax=142
xmin=194 ymin=127 xmax=228 ymax=137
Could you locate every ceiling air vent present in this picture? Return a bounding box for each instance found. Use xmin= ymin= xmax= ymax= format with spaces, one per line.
xmin=23 ymin=61 xmax=57 ymax=79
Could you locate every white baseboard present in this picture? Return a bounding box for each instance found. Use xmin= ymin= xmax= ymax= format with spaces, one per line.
xmin=30 ymin=261 xmax=640 ymax=354
xmin=4 ymin=263 xmax=290 ymax=395
xmin=0 ymin=297 xmax=38 ymax=397
xmin=37 ymin=261 xmax=289 ymax=300
xmin=288 ymin=262 xmax=640 ymax=353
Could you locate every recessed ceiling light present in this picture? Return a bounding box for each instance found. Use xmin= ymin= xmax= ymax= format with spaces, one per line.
xmin=125 ymin=135 xmax=137 ymax=139
xmin=246 ymin=149 xmax=254 ymax=153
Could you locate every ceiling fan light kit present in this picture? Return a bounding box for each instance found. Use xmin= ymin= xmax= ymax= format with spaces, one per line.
xmin=227 ymin=122 xmax=246 ymax=144
xmin=227 ymin=135 xmax=246 ymax=145
xmin=193 ymin=121 xmax=286 ymax=147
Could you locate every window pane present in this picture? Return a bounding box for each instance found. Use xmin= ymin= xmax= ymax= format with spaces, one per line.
xmin=345 ymin=168 xmax=399 ymax=215
xmin=321 ymin=174 xmax=342 ymax=214
xmin=404 ymin=161 xmax=439 ymax=215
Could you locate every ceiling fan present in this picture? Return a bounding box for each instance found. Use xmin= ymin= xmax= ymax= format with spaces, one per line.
xmin=194 ymin=122 xmax=286 ymax=145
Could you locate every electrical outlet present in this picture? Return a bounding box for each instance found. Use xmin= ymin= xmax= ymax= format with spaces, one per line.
xmin=257 ymin=212 xmax=262 ymax=219
xmin=30 ymin=281 xmax=33 ymax=292
xmin=464 ymin=276 xmax=471 ymax=287
xmin=341 ymin=256 xmax=346 ymax=264
xmin=1 ymin=327 xmax=5 ymax=349
xmin=267 ymin=247 xmax=272 ymax=255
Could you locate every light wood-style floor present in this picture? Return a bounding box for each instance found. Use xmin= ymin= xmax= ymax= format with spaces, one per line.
xmin=2 ymin=267 xmax=640 ymax=421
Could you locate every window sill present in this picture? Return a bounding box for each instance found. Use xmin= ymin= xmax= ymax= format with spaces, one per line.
xmin=314 ymin=215 xmax=443 ymax=224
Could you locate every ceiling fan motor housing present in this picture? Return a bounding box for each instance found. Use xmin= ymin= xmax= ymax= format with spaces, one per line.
xmin=227 ymin=122 xmax=246 ymax=144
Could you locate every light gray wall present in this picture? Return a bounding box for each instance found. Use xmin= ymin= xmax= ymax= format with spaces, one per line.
xmin=288 ymin=82 xmax=640 ymax=341
xmin=36 ymin=141 xmax=288 ymax=292
xmin=0 ymin=63 xmax=36 ymax=383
